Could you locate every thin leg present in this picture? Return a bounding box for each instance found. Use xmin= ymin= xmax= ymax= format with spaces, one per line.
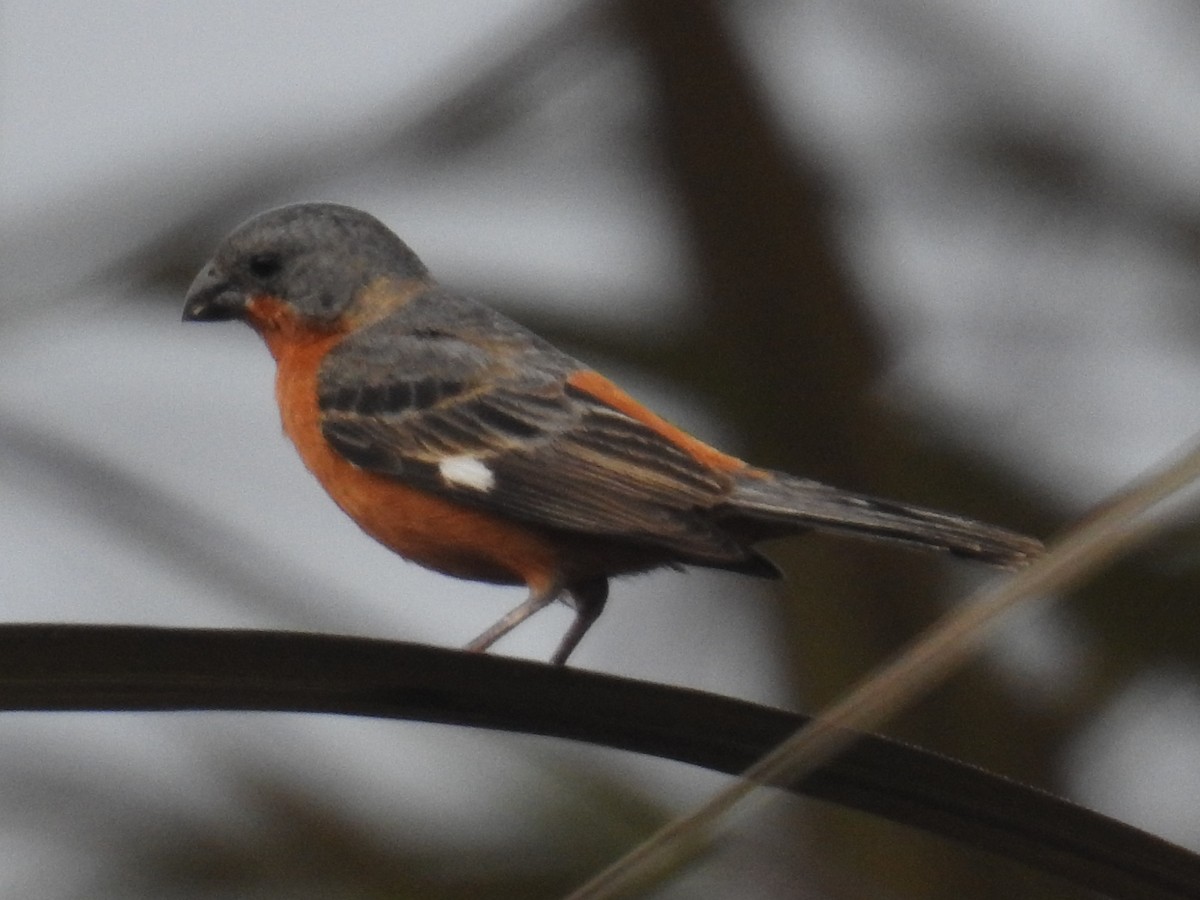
xmin=464 ymin=582 xmax=561 ymax=655
xmin=549 ymin=578 xmax=608 ymax=666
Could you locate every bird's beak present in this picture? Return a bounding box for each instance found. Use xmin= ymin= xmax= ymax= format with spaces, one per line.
xmin=182 ymin=262 xmax=245 ymax=322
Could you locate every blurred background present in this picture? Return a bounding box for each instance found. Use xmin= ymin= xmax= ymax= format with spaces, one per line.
xmin=3 ymin=1 xmax=1200 ymax=897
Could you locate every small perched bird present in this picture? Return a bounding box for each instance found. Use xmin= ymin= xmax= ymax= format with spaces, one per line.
xmin=183 ymin=203 xmax=1040 ymax=665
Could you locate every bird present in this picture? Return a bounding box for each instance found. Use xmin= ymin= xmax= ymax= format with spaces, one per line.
xmin=182 ymin=202 xmax=1041 ymax=665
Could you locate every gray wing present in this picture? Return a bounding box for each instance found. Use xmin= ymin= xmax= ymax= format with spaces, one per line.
xmin=316 ymin=312 xmax=755 ymax=566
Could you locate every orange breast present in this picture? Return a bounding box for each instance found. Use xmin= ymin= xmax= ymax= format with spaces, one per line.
xmin=248 ymin=298 xmax=564 ymax=591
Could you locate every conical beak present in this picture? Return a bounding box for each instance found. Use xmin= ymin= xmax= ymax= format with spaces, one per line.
xmin=182 ymin=262 xmax=245 ymax=322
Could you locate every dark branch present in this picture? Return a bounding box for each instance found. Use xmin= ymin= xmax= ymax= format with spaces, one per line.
xmin=0 ymin=624 xmax=1193 ymax=899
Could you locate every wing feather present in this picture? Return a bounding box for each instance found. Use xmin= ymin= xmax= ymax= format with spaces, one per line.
xmin=316 ymin=316 xmax=752 ymax=564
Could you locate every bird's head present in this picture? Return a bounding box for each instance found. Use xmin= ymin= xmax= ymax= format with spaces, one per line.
xmin=182 ymin=203 xmax=429 ymax=335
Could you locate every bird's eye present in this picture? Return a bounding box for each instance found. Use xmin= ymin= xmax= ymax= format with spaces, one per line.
xmin=248 ymin=254 xmax=282 ymax=279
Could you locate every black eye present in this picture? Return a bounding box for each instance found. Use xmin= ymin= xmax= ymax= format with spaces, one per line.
xmin=247 ymin=254 xmax=282 ymax=279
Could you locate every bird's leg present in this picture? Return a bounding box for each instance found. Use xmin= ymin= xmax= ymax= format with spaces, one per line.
xmin=549 ymin=577 xmax=608 ymax=666
xmin=464 ymin=581 xmax=562 ymax=656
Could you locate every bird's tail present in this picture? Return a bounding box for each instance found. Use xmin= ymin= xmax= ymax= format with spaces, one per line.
xmin=722 ymin=471 xmax=1042 ymax=567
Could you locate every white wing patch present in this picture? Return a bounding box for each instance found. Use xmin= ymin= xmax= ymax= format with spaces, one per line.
xmin=438 ymin=455 xmax=496 ymax=492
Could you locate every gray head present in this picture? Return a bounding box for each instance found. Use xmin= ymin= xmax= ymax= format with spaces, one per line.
xmin=182 ymin=203 xmax=428 ymax=325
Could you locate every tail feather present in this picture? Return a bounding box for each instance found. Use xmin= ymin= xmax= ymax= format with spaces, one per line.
xmin=723 ymin=472 xmax=1042 ymax=567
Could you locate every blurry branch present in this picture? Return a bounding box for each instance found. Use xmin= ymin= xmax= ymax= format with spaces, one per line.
xmin=870 ymin=0 xmax=1200 ymax=292
xmin=568 ymin=442 xmax=1200 ymax=900
xmin=614 ymin=22 xmax=1075 ymax=892
xmin=0 ymin=625 xmax=1194 ymax=900
xmin=123 ymin=766 xmax=664 ymax=900
xmin=87 ymin=0 xmax=616 ymax=300
xmin=619 ymin=0 xmax=880 ymax=478
xmin=0 ymin=412 xmax=362 ymax=631
xmin=0 ymin=0 xmax=616 ymax=313
xmin=393 ymin=0 xmax=611 ymax=154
